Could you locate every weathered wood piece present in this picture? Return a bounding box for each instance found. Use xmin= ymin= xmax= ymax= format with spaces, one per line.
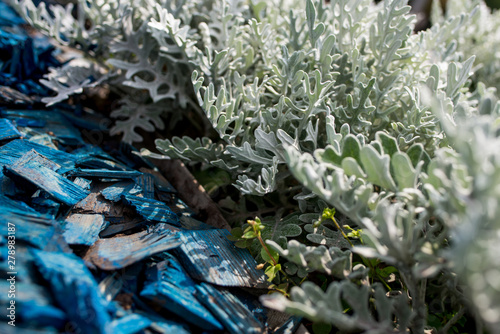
xmin=84 ymin=225 xmax=181 ymax=270
xmin=139 ymin=167 xmax=177 ymax=193
xmin=173 ymin=229 xmax=267 ymax=288
xmin=122 ymin=195 xmax=180 ymax=226
xmin=0 ymin=118 xmax=22 ymax=141
xmin=140 ymin=254 xmax=223 ymax=331
xmin=0 ymin=210 xmax=70 ymax=252
xmin=1 ymin=109 xmax=84 ymax=145
xmin=33 ymin=250 xmax=112 ymax=333
xmin=68 ymin=168 xmax=142 ymax=179
xmin=101 ymin=180 xmax=140 ymax=202
xmin=134 ymin=173 xmax=155 ymax=199
xmin=195 ymin=283 xmax=264 ymax=334
xmin=63 ymin=213 xmax=106 ymax=246
xmin=0 ymin=281 xmax=67 ymax=329
xmin=3 ymin=150 xmax=89 ymax=205
xmin=110 ymin=314 xmax=152 ymax=334
xmin=0 ymin=139 xmax=78 ymax=169
xmin=156 ymin=192 xmax=196 ymax=217
xmin=145 ymin=158 xmax=230 ymax=230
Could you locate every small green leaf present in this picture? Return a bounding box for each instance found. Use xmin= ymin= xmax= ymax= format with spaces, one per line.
xmin=312 ymin=322 xmax=332 ymax=334
xmin=377 ymin=266 xmax=398 ymax=278
xmin=242 ymin=231 xmax=258 ymax=239
xmin=265 ymin=264 xmax=281 ymax=282
xmin=261 ymin=247 xmax=280 ymax=264
xmin=235 ymin=240 xmax=250 ymax=248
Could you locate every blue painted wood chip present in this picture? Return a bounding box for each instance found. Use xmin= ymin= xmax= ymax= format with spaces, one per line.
xmin=195 ymin=283 xmax=264 ymax=334
xmin=0 ymin=193 xmax=51 ymax=218
xmin=140 ymin=254 xmax=223 ymax=331
xmin=62 ymin=213 xmax=106 ymax=246
xmin=139 ymin=168 xmax=177 ymax=194
xmin=0 ymin=210 xmax=71 ymax=253
xmin=30 ymin=196 xmax=61 ymax=219
xmin=0 ymin=281 xmax=67 ymax=329
xmin=32 ymin=250 xmax=112 ymax=334
xmin=0 ymin=139 xmax=78 ymax=169
xmin=122 ymin=195 xmax=180 ymax=226
xmin=72 ymin=144 xmax=117 ymax=162
xmin=76 ymin=157 xmax=130 ymax=171
xmin=3 ymin=150 xmax=89 ymax=206
xmin=110 ymin=313 xmax=152 ymax=334
xmin=134 ymin=173 xmax=155 ymax=199
xmin=0 ymin=169 xmax=17 ymax=196
xmin=101 ymin=180 xmax=141 ymax=202
xmin=1 ymin=109 xmax=84 ymax=145
xmin=73 ymin=177 xmax=92 ymax=190
xmin=173 ymin=229 xmax=267 ymax=288
xmin=69 ymin=168 xmax=142 ymax=179
xmin=84 ymin=225 xmax=182 ymax=270
xmin=157 ymin=192 xmax=196 ymax=217
xmin=0 ymin=118 xmax=22 ymax=141
xmin=98 ymin=219 xmax=145 ymax=238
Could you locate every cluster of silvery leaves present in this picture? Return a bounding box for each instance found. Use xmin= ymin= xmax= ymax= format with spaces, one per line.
xmin=11 ymin=0 xmax=500 ymax=331
xmin=432 ymin=0 xmax=500 ymax=93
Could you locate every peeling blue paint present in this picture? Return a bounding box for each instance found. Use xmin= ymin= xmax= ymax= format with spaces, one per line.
xmin=101 ymin=180 xmax=141 ymax=202
xmin=110 ymin=313 xmax=152 ymax=334
xmin=122 ymin=194 xmax=180 ymax=226
xmin=195 ymin=283 xmax=264 ymax=334
xmin=0 ymin=139 xmax=78 ymax=169
xmin=62 ymin=213 xmax=106 ymax=246
xmin=32 ymin=250 xmax=113 ymax=334
xmin=1 ymin=109 xmax=84 ymax=145
xmin=69 ymin=168 xmax=142 ymax=179
xmin=3 ymin=150 xmax=89 ymax=205
xmin=174 ymin=229 xmax=267 ymax=288
xmin=141 ymin=254 xmax=223 ymax=330
xmin=0 ymin=118 xmax=22 ymax=141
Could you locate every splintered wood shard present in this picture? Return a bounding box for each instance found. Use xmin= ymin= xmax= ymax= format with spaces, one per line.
xmin=63 ymin=213 xmax=106 ymax=246
xmin=101 ymin=180 xmax=141 ymax=202
xmin=195 ymin=283 xmax=264 ymax=334
xmin=0 ymin=210 xmax=71 ymax=253
xmin=2 ymin=281 xmax=67 ymax=328
xmin=1 ymin=109 xmax=84 ymax=145
xmin=139 ymin=167 xmax=177 ymax=193
xmin=122 ymin=195 xmax=180 ymax=226
xmin=0 ymin=139 xmax=78 ymax=169
xmin=69 ymin=168 xmax=142 ymax=179
xmin=0 ymin=118 xmax=22 ymax=141
xmin=85 ymin=226 xmax=182 ymax=270
xmin=157 ymin=192 xmax=196 ymax=217
xmin=32 ymin=250 xmax=112 ymax=334
xmin=110 ymin=314 xmax=152 ymax=334
xmin=140 ymin=254 xmax=223 ymax=331
xmin=3 ymin=150 xmax=89 ymax=206
xmin=134 ymin=173 xmax=155 ymax=199
xmin=173 ymin=229 xmax=267 ymax=288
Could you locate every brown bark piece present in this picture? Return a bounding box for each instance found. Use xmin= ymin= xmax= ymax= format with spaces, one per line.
xmin=151 ymin=159 xmax=230 ymax=230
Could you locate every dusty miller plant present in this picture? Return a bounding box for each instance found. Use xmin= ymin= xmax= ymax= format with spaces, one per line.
xmin=431 ymin=0 xmax=500 ymax=92
xmin=11 ymin=0 xmax=500 ymax=332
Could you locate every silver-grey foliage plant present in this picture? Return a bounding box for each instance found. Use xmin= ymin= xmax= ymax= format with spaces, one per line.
xmin=12 ymin=0 xmax=500 ymax=332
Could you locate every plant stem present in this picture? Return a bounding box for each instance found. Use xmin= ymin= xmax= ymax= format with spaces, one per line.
xmin=257 ymin=233 xmax=297 ymax=286
xmin=257 ymin=233 xmax=278 ymax=266
xmin=331 ymin=216 xmax=354 ymax=248
xmin=439 ymin=307 xmax=466 ymax=334
xmin=401 ymin=270 xmax=427 ymax=334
